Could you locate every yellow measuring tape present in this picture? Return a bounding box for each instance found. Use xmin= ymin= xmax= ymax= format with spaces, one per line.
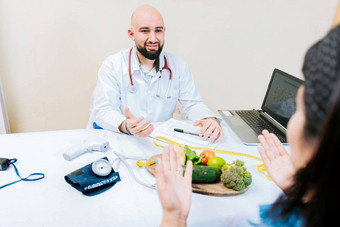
xmin=152 ymin=136 xmax=272 ymax=181
xmin=136 ymin=160 xmax=156 ymax=167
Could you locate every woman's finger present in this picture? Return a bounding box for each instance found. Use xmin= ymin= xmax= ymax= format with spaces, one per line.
xmin=257 ymin=144 xmax=270 ymax=167
xmin=162 ymin=146 xmax=170 ymax=173
xmin=168 ymin=144 xmax=177 ymax=172
xmin=271 ymin=133 xmax=289 ymax=156
xmin=258 ymin=134 xmax=275 ymax=161
xmin=262 ymin=130 xmax=279 ymax=159
xmin=155 ymin=158 xmax=165 ymax=185
xmin=184 ymin=160 xmax=193 ymax=184
xmin=175 ymin=147 xmax=183 ymax=175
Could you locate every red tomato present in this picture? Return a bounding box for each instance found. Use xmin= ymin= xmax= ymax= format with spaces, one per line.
xmin=199 ymin=150 xmax=215 ymax=165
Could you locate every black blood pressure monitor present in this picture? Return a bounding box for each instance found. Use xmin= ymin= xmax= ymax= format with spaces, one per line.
xmin=0 ymin=158 xmax=10 ymax=170
xmin=64 ymin=157 xmax=121 ymax=196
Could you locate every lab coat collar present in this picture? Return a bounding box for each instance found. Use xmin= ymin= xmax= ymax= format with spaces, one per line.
xmin=130 ymin=46 xmax=166 ymax=74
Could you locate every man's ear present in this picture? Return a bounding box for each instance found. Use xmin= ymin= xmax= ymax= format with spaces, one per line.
xmin=128 ymin=29 xmax=135 ymax=41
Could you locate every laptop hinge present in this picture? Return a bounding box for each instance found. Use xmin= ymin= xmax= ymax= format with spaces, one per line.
xmin=260 ymin=112 xmax=287 ymax=134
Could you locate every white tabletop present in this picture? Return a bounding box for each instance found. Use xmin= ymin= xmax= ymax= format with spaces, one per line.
xmin=0 ymin=119 xmax=283 ymax=227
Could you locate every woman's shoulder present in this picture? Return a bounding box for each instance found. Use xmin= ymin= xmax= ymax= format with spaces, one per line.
xmin=258 ymin=204 xmax=305 ymax=227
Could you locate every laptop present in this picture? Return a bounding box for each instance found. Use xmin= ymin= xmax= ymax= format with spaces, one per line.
xmin=218 ymin=68 xmax=303 ymax=145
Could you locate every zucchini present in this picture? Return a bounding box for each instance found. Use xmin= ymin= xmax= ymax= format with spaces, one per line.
xmin=182 ymin=165 xmax=221 ymax=183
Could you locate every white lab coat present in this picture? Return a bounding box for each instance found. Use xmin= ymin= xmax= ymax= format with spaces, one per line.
xmin=88 ymin=46 xmax=220 ymax=132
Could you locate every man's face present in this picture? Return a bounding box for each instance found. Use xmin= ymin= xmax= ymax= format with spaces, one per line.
xmin=134 ymin=26 xmax=165 ymax=60
xmin=128 ymin=7 xmax=165 ymax=60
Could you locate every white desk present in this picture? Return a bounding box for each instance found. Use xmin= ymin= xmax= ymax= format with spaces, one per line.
xmin=0 ymin=120 xmax=283 ymax=227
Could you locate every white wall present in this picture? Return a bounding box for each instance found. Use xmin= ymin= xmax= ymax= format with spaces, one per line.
xmin=0 ymin=0 xmax=338 ymax=133
xmin=0 ymin=78 xmax=10 ymax=133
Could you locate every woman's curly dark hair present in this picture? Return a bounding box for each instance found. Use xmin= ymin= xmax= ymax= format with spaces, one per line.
xmin=269 ymin=25 xmax=340 ymax=227
xmin=302 ymin=26 xmax=340 ymax=140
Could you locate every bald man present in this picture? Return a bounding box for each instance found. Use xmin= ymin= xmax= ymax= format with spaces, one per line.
xmin=89 ymin=5 xmax=223 ymax=142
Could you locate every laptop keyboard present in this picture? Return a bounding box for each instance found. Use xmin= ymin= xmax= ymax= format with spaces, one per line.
xmin=236 ymin=110 xmax=287 ymax=143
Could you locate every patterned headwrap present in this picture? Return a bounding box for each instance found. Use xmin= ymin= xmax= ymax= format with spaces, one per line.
xmin=302 ymin=25 xmax=340 ymax=139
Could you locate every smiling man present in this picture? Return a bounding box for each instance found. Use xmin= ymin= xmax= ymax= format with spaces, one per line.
xmin=89 ymin=4 xmax=223 ymax=142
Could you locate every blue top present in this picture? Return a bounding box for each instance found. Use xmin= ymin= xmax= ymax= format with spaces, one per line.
xmin=258 ymin=204 xmax=305 ymax=227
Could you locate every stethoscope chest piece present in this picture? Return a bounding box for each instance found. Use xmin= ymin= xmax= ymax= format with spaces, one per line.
xmin=92 ymin=159 xmax=112 ymax=177
xmin=128 ymin=83 xmax=137 ymax=94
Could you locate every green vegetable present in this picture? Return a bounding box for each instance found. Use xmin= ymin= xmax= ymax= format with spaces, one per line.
xmin=183 ymin=165 xmax=221 ymax=183
xmin=220 ymin=160 xmax=252 ymax=191
xmin=193 ymin=155 xmax=205 ymax=165
xmin=184 ymin=145 xmax=203 ymax=165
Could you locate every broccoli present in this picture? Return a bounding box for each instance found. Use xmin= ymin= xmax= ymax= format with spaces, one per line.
xmin=220 ymin=160 xmax=252 ymax=191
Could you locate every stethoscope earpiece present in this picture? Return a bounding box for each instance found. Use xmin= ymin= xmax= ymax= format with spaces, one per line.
xmin=92 ymin=159 xmax=112 ymax=177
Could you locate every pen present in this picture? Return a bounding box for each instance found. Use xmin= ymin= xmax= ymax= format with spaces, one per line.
xmin=174 ymin=128 xmax=200 ymax=137
xmin=174 ymin=128 xmax=210 ymax=139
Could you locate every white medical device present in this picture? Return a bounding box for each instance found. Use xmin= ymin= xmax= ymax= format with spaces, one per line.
xmin=91 ymin=159 xmax=112 ymax=177
xmin=63 ymin=136 xmax=110 ymax=161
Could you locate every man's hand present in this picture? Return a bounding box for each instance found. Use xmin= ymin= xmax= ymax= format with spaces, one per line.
xmin=257 ymin=130 xmax=295 ymax=192
xmin=118 ymin=107 xmax=154 ymax=137
xmin=193 ymin=117 xmax=223 ymax=143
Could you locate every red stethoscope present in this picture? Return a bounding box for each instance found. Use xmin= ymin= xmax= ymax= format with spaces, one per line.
xmin=128 ymin=47 xmax=173 ymax=98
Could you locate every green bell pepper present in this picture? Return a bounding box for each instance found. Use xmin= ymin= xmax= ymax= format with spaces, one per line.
xmin=184 ymin=145 xmax=204 ymax=165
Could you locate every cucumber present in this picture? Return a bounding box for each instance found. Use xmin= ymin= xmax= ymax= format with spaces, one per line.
xmin=182 ymin=165 xmax=221 ymax=183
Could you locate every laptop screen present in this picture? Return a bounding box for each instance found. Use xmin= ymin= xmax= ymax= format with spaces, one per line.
xmin=261 ymin=69 xmax=304 ymax=128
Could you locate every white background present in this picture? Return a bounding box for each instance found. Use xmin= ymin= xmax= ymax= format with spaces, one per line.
xmin=0 ymin=0 xmax=338 ymax=132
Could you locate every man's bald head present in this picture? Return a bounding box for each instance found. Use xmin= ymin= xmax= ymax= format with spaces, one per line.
xmin=131 ymin=4 xmax=164 ymax=29
xmin=128 ymin=5 xmax=165 ymax=61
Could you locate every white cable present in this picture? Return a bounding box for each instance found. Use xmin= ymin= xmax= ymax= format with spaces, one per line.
xmin=112 ymin=150 xmax=156 ymax=190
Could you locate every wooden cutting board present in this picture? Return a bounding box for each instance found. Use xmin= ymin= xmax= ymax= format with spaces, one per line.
xmin=145 ymin=154 xmax=249 ymax=197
